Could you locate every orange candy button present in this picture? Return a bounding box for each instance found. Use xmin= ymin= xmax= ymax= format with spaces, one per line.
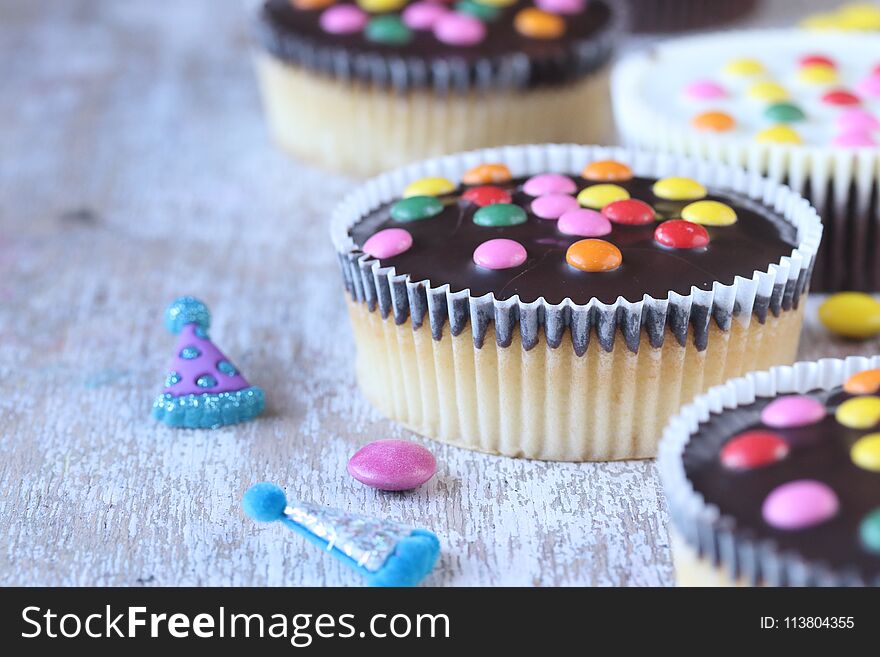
xmin=514 ymin=8 xmax=565 ymax=39
xmin=691 ymin=111 xmax=736 ymax=132
xmin=462 ymin=163 xmax=512 ymax=185
xmin=844 ymin=369 xmax=880 ymax=395
xmin=581 ymin=160 xmax=633 ymax=182
xmin=291 ymin=0 xmax=336 ymax=8
xmin=565 ymin=239 xmax=622 ymax=272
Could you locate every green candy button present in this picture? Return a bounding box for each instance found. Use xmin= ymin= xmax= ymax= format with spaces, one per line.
xmin=390 ymin=196 xmax=443 ymax=222
xmin=860 ymin=508 xmax=880 ymax=554
xmin=764 ymin=102 xmax=806 ymax=123
xmin=473 ymin=203 xmax=527 ymax=227
xmin=365 ymin=16 xmax=412 ymax=46
xmin=455 ymin=0 xmax=500 ymax=21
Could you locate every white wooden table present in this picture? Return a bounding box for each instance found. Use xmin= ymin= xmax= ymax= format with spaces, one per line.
xmin=1 ymin=0 xmax=872 ymax=586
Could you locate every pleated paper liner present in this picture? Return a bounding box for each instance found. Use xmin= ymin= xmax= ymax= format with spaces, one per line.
xmin=659 ymin=355 xmax=880 ymax=587
xmin=612 ymin=30 xmax=880 ymax=292
xmin=331 ymin=144 xmax=823 ymax=461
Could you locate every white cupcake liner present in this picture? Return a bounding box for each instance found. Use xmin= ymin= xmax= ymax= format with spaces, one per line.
xmin=659 ymin=355 xmax=880 ymax=587
xmin=330 ymin=143 xmax=823 ymax=356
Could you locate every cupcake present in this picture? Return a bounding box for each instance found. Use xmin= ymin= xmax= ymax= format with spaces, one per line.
xmin=612 ymin=30 xmax=880 ymax=292
xmin=659 ymin=355 xmax=880 ymax=586
xmin=331 ymin=143 xmax=822 ymax=461
xmin=625 ymin=0 xmax=757 ymax=34
xmin=250 ymin=0 xmax=618 ymax=176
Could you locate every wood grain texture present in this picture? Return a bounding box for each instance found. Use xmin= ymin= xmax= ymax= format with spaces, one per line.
xmin=0 ymin=0 xmax=871 ymax=587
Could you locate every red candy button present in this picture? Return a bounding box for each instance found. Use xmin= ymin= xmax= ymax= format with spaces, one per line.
xmin=720 ymin=430 xmax=790 ymax=470
xmin=822 ymin=89 xmax=861 ymax=106
xmin=601 ymin=199 xmax=654 ymax=225
xmin=799 ymin=54 xmax=836 ymax=69
xmin=462 ymin=185 xmax=512 ymax=207
xmin=654 ymin=219 xmax=709 ymax=249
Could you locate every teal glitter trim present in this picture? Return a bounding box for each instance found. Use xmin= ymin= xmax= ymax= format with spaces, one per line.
xmin=165 ymin=296 xmax=211 ymax=335
xmin=151 ymin=386 xmax=265 ymax=429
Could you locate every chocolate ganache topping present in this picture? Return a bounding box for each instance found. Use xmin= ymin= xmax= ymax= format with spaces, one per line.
xmin=348 ymin=160 xmax=799 ymax=306
xmin=254 ymin=0 xmax=617 ymax=89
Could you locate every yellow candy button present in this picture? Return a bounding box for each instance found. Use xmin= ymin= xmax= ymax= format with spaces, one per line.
xmin=681 ymin=200 xmax=737 ymax=226
xmin=756 ymin=125 xmax=802 ymax=144
xmin=836 ymin=396 xmax=880 ymax=429
xmin=838 ymin=3 xmax=880 ymax=29
xmin=852 ymin=433 xmax=880 ymax=471
xmin=576 ymin=184 xmax=630 ymax=209
xmin=652 ymin=177 xmax=707 ymax=201
xmin=818 ymin=292 xmax=880 ymax=338
xmin=724 ymin=58 xmax=765 ymax=76
xmin=748 ymin=81 xmax=789 ymax=103
xmin=403 ymin=177 xmax=455 ymax=198
xmin=798 ymin=64 xmax=839 ymax=85
xmin=357 ymin=0 xmax=407 ymax=11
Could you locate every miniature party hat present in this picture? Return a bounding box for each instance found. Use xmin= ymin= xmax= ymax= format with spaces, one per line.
xmin=242 ymin=483 xmax=440 ymax=587
xmin=152 ymin=296 xmax=264 ymax=428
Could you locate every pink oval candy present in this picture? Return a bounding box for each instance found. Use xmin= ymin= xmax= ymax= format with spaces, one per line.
xmin=522 ymin=173 xmax=577 ymax=196
xmin=434 ymin=12 xmax=485 ymax=46
xmin=857 ymin=73 xmax=880 ymax=98
xmin=833 ymin=130 xmax=877 ymax=147
xmin=557 ymin=208 xmax=612 ymax=237
xmin=683 ymin=80 xmax=726 ymax=101
xmin=473 ymin=238 xmax=527 ymax=270
xmin=762 ymin=480 xmax=839 ymax=530
xmin=363 ymin=228 xmax=413 ymax=259
xmin=320 ymin=5 xmax=368 ymax=35
xmin=531 ymin=193 xmax=579 ymax=220
xmin=402 ymin=2 xmax=449 ymax=30
xmin=535 ymin=0 xmax=586 ymax=14
xmin=760 ymin=395 xmax=826 ymax=428
xmin=348 ymin=439 xmax=437 ymax=491
xmin=836 ymin=108 xmax=879 ymax=131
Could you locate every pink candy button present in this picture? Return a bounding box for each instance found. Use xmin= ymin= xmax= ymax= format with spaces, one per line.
xmin=348 ymin=439 xmax=437 ymax=491
xmin=836 ymin=108 xmax=879 ymax=132
xmin=473 ymin=239 xmax=527 ymax=270
xmin=363 ymin=228 xmax=413 ymax=259
xmin=557 ymin=208 xmax=612 ymax=237
xmin=760 ymin=395 xmax=826 ymax=428
xmin=833 ymin=130 xmax=877 ymax=147
xmin=683 ymin=80 xmax=727 ymax=101
xmin=402 ymin=2 xmax=449 ymax=30
xmin=522 ymin=173 xmax=577 ymax=196
xmin=434 ymin=12 xmax=485 ymax=46
xmin=857 ymin=73 xmax=880 ymax=98
xmin=531 ymin=193 xmax=579 ymax=220
xmin=762 ymin=480 xmax=839 ymax=530
xmin=535 ymin=0 xmax=586 ymax=14
xmin=320 ymin=5 xmax=368 ymax=35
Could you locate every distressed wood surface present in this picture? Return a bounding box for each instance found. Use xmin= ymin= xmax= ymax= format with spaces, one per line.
xmin=1 ymin=0 xmax=871 ymax=587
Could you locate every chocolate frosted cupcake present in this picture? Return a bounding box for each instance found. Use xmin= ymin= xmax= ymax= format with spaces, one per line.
xmin=625 ymin=0 xmax=757 ymax=33
xmin=659 ymin=356 xmax=880 ymax=586
xmin=331 ymin=144 xmax=822 ymax=461
xmin=250 ymin=0 xmax=618 ymax=175
xmin=612 ymin=30 xmax=880 ymax=291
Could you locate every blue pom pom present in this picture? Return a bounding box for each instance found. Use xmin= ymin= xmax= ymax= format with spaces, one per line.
xmin=165 ymin=296 xmax=210 ymax=335
xmin=242 ymin=483 xmax=288 ymax=522
xmin=366 ymin=530 xmax=440 ymax=587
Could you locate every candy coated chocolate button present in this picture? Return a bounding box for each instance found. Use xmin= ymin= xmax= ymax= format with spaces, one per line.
xmin=455 ymin=0 xmax=500 ymax=20
xmin=557 ymin=209 xmax=611 ymax=237
xmin=724 ymin=58 xmax=764 ymax=76
xmin=363 ymin=228 xmax=413 ymax=259
xmin=293 ymin=0 xmax=336 ymax=8
xmin=473 ymin=238 xmax=527 ymax=269
xmin=756 ymin=125 xmax=802 ymax=144
xmin=681 ymin=200 xmax=737 ymax=226
xmin=691 ymin=111 xmax=736 ymax=132
xmin=535 ymin=0 xmax=586 ymax=15
xmin=347 ymin=439 xmax=437 ymax=491
xmin=836 ymin=108 xmax=879 ymax=131
xmin=601 ymin=199 xmax=654 ymax=225
xmin=474 ymin=0 xmax=515 ymax=5
xmin=365 ymin=15 xmax=412 ymax=44
xmin=818 ymin=292 xmax=880 ymax=338
xmin=531 ymin=193 xmax=579 ymax=219
xmin=761 ymin=395 xmax=826 ymax=428
xmin=822 ymin=89 xmax=860 ymax=106
xmin=836 ymin=396 xmax=880 ymax=429
xmin=473 ymin=203 xmax=527 ymax=227
xmin=762 ymin=480 xmax=839 ymax=530
xmin=565 ymin=239 xmax=622 ymax=272
xmin=523 ymin=173 xmax=576 ymax=196
xmin=577 ymin=184 xmax=630 ymax=209
xmin=851 ymin=433 xmax=880 ymax=471
xmin=860 ymin=508 xmax=880 ymax=554
xmin=843 ymin=369 xmax=880 ymax=395
xmin=434 ymin=12 xmax=486 ymax=45
xmin=652 ymin=177 xmax=706 ymax=201
xmin=462 ymin=163 xmax=511 ymax=185
xmin=402 ymin=2 xmax=449 ymax=30
xmin=654 ymin=220 xmax=709 ymax=249
xmin=514 ymin=8 xmax=565 ymax=39
xmin=581 ymin=160 xmax=633 ymax=182
xmin=798 ymin=64 xmax=838 ymax=84
xmin=683 ymin=80 xmax=726 ymax=101
xmin=720 ymin=430 xmax=789 ymax=470
xmin=390 ymin=195 xmax=444 ymax=221
xmin=764 ymin=102 xmax=806 ymax=123
xmin=857 ymin=74 xmax=880 ymax=98
xmin=404 ymin=176 xmax=455 ymax=198
xmin=462 ymin=185 xmax=512 ymax=206
xmin=799 ymin=54 xmax=835 ymax=69
xmin=358 ymin=0 xmax=406 ymax=11
xmin=833 ymin=131 xmax=877 ymax=147
xmin=748 ymin=81 xmax=790 ymax=102
xmin=320 ymin=5 xmax=368 ymax=33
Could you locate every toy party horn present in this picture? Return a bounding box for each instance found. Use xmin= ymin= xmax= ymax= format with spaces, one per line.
xmin=242 ymin=483 xmax=440 ymax=587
